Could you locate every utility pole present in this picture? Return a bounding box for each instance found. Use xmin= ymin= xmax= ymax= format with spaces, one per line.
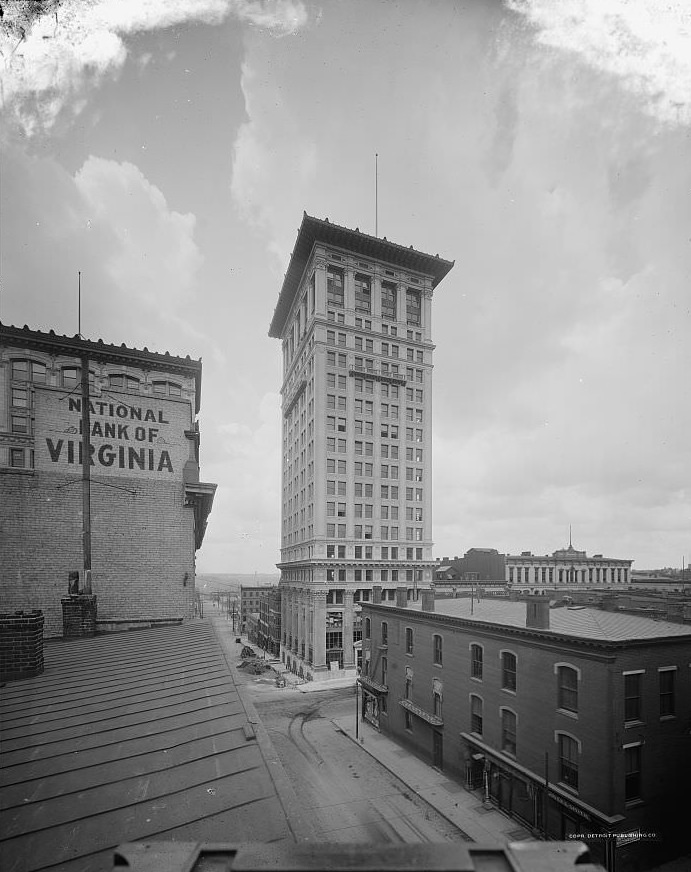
xmin=80 ymin=355 xmax=92 ymax=594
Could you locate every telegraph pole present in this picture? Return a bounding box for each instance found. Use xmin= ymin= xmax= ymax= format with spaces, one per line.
xmin=80 ymin=354 xmax=92 ymax=593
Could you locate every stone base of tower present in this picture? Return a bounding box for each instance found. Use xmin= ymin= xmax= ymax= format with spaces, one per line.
xmin=280 ymin=645 xmax=358 ymax=684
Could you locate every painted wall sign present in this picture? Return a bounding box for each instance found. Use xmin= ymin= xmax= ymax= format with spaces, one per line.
xmin=35 ymin=388 xmax=190 ymax=479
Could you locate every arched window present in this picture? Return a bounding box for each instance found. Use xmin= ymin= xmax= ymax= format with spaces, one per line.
xmin=152 ymin=380 xmax=181 ymax=397
xmin=500 ymin=708 xmax=517 ymax=755
xmin=405 ymin=627 xmax=414 ymax=655
xmin=556 ymin=665 xmax=579 ymax=713
xmin=364 ymin=617 xmax=371 ymax=639
xmin=433 ymin=634 xmax=442 ymax=665
xmin=557 ymin=733 xmax=580 ymax=790
xmin=470 ymin=643 xmax=483 ymax=680
xmin=501 ymin=651 xmax=517 ymax=692
xmin=470 ymin=695 xmax=483 ymax=735
xmin=381 ymin=621 xmax=388 ymax=646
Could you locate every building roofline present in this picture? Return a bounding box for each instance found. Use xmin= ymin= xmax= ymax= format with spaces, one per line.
xmin=360 ymin=601 xmax=691 ymax=648
xmin=1 ymin=322 xmax=203 ymax=413
xmin=268 ymin=213 xmax=454 ymax=338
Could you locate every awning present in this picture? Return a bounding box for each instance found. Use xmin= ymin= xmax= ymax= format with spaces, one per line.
xmin=399 ymin=698 xmax=443 ymax=726
xmin=359 ymin=676 xmax=388 ymax=694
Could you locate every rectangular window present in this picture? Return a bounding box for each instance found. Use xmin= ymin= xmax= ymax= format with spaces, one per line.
xmin=624 ymin=672 xmax=643 ymax=722
xmin=502 ymin=652 xmax=517 ymax=691
xmin=405 ymin=627 xmax=414 ymax=655
xmin=381 ymin=281 xmax=397 ymax=321
xmin=354 ymin=274 xmax=371 ymax=313
xmin=327 ymin=267 xmax=344 ymax=307
xmin=501 ymin=709 xmax=517 ymax=756
xmin=624 ymin=744 xmax=642 ymax=802
xmin=470 ymin=696 xmax=483 ymax=735
xmin=406 ymin=289 xmax=421 ymax=326
xmin=559 ymin=735 xmax=579 ymax=790
xmin=659 ymin=668 xmax=676 ymax=717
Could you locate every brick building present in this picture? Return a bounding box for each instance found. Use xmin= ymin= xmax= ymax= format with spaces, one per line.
xmin=268 ymin=214 xmax=453 ymax=681
xmin=240 ymin=585 xmax=273 ymax=634
xmin=360 ymin=593 xmax=691 ymax=871
xmin=0 ymin=324 xmax=216 ymax=637
xmin=435 ymin=548 xmax=507 ymax=584
xmin=258 ymin=586 xmax=281 ymax=656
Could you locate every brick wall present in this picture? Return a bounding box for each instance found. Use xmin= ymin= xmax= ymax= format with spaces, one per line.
xmin=0 ymin=469 xmax=196 ymax=637
xmin=364 ymin=605 xmax=691 ymax=834
xmin=0 ymin=610 xmax=44 ymax=680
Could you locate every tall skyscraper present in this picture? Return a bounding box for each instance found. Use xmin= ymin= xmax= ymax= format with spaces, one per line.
xmin=269 ymin=214 xmax=453 ymax=681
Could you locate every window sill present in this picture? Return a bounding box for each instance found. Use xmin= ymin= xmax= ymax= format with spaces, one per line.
xmin=433 ymin=662 xmax=443 ymax=669
xmin=501 ymin=687 xmax=517 ymax=696
xmin=624 ymin=720 xmax=645 ymax=729
xmin=625 ymin=799 xmax=645 ymax=809
xmin=557 ymin=708 xmax=578 ymax=720
xmin=556 ymin=782 xmax=579 ymax=796
xmin=470 ymin=676 xmax=483 ymax=683
xmin=659 ymin=714 xmax=676 ymax=722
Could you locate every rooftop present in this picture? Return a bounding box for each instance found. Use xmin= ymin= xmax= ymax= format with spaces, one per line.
xmin=268 ymin=213 xmax=455 ymax=338
xmin=0 ymin=322 xmax=203 ymax=413
xmin=0 ymin=620 xmax=307 ymax=872
xmin=375 ymin=598 xmax=691 ymax=644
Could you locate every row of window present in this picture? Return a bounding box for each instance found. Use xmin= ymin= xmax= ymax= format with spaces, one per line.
xmin=624 ymin=668 xmax=677 ymax=720
xmin=327 ymin=267 xmax=422 ymax=325
xmin=8 ymin=359 xmax=182 ymax=395
xmin=326 ymin=310 xmax=424 ymax=344
xmin=509 ymin=566 xmax=629 ymax=584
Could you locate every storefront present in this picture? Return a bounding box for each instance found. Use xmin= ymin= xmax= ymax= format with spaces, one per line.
xmin=461 ymin=733 xmax=622 ymax=870
xmin=359 ymin=675 xmax=387 ymax=729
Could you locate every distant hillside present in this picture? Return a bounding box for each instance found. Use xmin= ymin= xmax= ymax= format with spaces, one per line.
xmin=196 ymin=573 xmax=280 ymax=594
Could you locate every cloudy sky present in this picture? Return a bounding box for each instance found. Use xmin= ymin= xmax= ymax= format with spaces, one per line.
xmin=2 ymin=0 xmax=690 ymax=573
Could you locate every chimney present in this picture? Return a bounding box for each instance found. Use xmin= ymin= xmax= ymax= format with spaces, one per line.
xmin=395 ymin=587 xmax=408 ymax=608
xmin=526 ymin=598 xmax=550 ymax=630
xmin=373 ymin=586 xmax=382 ymax=604
xmin=421 ymin=590 xmax=435 ymax=612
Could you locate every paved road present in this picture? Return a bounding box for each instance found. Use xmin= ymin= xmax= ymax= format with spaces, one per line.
xmin=244 ymin=678 xmax=471 ymax=845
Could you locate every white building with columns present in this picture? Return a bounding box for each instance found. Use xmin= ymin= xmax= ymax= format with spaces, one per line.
xmin=268 ymin=214 xmax=453 ymax=681
xmin=506 ymin=538 xmax=633 ymax=593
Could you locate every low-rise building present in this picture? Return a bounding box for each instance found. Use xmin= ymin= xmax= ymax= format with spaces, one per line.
xmin=360 ymin=592 xmax=691 ymax=872
xmin=506 ymin=541 xmax=632 ymax=592
xmin=258 ymin=586 xmax=282 ymax=656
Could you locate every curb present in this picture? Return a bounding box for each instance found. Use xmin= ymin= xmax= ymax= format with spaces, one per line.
xmin=330 ymin=716 xmax=475 ymax=842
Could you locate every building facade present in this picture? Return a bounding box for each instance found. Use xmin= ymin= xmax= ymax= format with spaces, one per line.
xmin=360 ymin=595 xmax=691 ymax=872
xmin=435 ymin=548 xmax=507 ymax=584
xmin=269 ymin=214 xmax=453 ymax=680
xmin=240 ymin=585 xmax=273 ymax=635
xmin=506 ymin=541 xmax=633 ymax=592
xmin=0 ymin=323 xmax=216 ymax=637
xmin=258 ymin=586 xmax=282 ymax=656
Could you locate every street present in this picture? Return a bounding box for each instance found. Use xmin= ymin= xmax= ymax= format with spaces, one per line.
xmin=241 ymin=674 xmax=471 ymax=845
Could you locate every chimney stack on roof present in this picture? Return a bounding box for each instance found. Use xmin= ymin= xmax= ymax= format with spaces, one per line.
xmin=421 ymin=590 xmax=435 ymax=612
xmin=396 ymin=587 xmax=408 ymax=608
xmin=526 ymin=598 xmax=550 ymax=630
xmin=373 ymin=586 xmax=382 ymax=605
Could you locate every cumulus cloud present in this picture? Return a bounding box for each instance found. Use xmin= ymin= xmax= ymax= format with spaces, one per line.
xmin=0 ymin=0 xmax=308 ymax=135
xmin=506 ymin=0 xmax=691 ymax=126
xmin=231 ymin=54 xmax=318 ymax=263
xmin=74 ymin=157 xmax=202 ymax=307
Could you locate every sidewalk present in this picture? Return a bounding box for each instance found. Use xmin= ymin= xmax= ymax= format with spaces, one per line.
xmin=332 ymin=714 xmax=535 ymax=845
